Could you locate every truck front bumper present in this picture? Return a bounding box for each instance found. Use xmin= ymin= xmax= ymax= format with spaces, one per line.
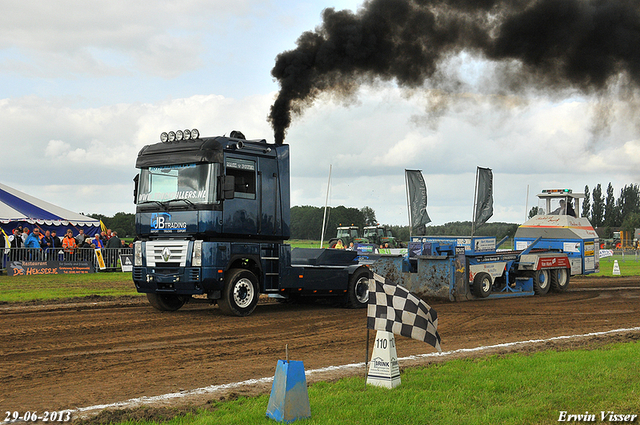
xmin=133 ymin=266 xmax=222 ymax=294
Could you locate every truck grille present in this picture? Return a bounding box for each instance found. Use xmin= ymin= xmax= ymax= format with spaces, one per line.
xmin=145 ymin=240 xmax=189 ymax=267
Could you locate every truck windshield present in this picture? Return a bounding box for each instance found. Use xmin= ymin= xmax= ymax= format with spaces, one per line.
xmin=137 ymin=163 xmax=218 ymax=205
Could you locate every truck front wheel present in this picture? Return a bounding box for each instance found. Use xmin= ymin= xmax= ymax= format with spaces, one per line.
xmin=472 ymin=272 xmax=492 ymax=298
xmin=531 ymin=269 xmax=551 ymax=295
xmin=146 ymin=293 xmax=188 ymax=311
xmin=551 ymin=268 xmax=570 ymax=292
xmin=219 ymin=268 xmax=259 ymax=316
xmin=347 ymin=269 xmax=371 ymax=308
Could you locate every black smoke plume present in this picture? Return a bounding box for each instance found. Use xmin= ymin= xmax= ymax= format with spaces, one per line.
xmin=269 ymin=0 xmax=640 ymax=144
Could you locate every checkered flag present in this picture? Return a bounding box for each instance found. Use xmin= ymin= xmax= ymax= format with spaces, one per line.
xmin=367 ymin=273 xmax=441 ymax=352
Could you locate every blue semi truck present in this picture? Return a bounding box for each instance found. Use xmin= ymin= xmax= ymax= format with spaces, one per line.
xmin=132 ymin=130 xmax=371 ymax=316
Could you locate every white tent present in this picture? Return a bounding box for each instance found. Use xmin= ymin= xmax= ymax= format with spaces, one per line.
xmin=0 ymin=182 xmax=100 ymax=236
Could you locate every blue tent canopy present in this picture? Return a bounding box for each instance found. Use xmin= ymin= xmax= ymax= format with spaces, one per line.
xmin=0 ymin=183 xmax=100 ymax=237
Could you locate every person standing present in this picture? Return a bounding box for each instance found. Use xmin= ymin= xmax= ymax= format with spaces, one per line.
xmin=23 ymin=228 xmax=42 ymax=260
xmin=75 ymin=229 xmax=86 ymax=246
xmin=9 ymin=228 xmax=23 ymax=261
xmin=62 ymin=229 xmax=77 ymax=260
xmin=41 ymin=230 xmax=54 ymax=260
xmin=106 ymin=231 xmax=121 ymax=249
xmin=93 ymin=233 xmax=104 ymax=249
xmin=106 ymin=231 xmax=122 ymax=268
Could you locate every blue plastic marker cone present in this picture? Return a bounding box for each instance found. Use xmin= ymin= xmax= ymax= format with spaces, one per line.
xmin=266 ymin=360 xmax=311 ymax=423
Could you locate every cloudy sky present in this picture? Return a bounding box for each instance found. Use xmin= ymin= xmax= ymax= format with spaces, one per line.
xmin=2 ymin=0 xmax=639 ymax=229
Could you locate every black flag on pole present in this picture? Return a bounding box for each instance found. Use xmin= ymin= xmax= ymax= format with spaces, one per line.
xmin=474 ymin=167 xmax=493 ymax=228
xmin=405 ymin=170 xmax=431 ymax=234
xmin=367 ymin=273 xmax=442 ymax=352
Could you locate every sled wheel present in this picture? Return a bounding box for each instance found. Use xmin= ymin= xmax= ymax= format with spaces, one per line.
xmin=146 ymin=293 xmax=188 ymax=311
xmin=550 ymin=268 xmax=570 ymax=292
xmin=472 ymin=272 xmax=492 ymax=298
xmin=347 ymin=268 xmax=372 ymax=308
xmin=532 ymin=269 xmax=551 ymax=295
xmin=219 ymin=268 xmax=259 ymax=316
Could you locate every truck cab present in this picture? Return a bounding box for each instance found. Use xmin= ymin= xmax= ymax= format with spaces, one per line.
xmin=329 ymin=226 xmax=359 ymax=248
xmin=132 ymin=130 xmax=369 ymax=316
xmin=515 ymin=189 xmax=599 ymax=276
xmin=362 ymin=225 xmax=401 ymax=248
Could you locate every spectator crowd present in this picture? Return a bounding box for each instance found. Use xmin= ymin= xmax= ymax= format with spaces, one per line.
xmin=1 ymin=225 xmax=129 ymax=263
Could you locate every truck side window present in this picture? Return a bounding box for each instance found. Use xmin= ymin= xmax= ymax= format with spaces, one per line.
xmin=225 ymin=158 xmax=256 ymax=199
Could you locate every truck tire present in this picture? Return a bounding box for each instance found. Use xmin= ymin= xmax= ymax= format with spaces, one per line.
xmin=472 ymin=272 xmax=492 ymax=298
xmin=551 ymin=268 xmax=571 ymax=292
xmin=219 ymin=268 xmax=259 ymax=316
xmin=531 ymin=269 xmax=551 ymax=295
xmin=346 ymin=268 xmax=371 ymax=308
xmin=146 ymin=293 xmax=188 ymax=311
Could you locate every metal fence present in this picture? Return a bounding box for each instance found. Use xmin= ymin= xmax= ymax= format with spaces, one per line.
xmin=1 ymin=247 xmax=133 ymax=273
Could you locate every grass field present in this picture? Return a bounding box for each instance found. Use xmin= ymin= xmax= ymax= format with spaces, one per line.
xmin=89 ymin=340 xmax=640 ymax=425
xmin=592 ymin=253 xmax=640 ymax=277
xmin=0 ymin=272 xmax=139 ymax=303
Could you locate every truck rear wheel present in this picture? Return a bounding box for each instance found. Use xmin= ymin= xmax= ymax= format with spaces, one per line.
xmin=472 ymin=272 xmax=492 ymax=298
xmin=551 ymin=268 xmax=570 ymax=292
xmin=219 ymin=268 xmax=259 ymax=316
xmin=532 ymin=269 xmax=551 ymax=295
xmin=146 ymin=293 xmax=188 ymax=311
xmin=346 ymin=269 xmax=371 ymax=308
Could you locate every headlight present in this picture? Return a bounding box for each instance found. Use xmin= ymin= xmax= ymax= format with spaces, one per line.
xmin=134 ymin=241 xmax=143 ymax=266
xmin=192 ymin=240 xmax=202 ymax=267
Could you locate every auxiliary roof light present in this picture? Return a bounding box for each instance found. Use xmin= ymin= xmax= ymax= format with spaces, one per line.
xmin=160 ymin=128 xmax=199 ymax=143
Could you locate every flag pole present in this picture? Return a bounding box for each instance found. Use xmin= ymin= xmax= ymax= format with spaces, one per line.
xmin=524 ymin=184 xmax=530 ymax=222
xmin=471 ymin=167 xmax=479 ymax=237
xmin=320 ymin=164 xmax=332 ymax=248
xmin=364 ymin=328 xmax=369 ymax=390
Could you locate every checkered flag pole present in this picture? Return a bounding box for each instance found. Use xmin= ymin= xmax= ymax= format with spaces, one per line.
xmin=367 ymin=273 xmax=442 ymax=352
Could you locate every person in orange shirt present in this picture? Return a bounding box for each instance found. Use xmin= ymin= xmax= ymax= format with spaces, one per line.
xmin=62 ymin=229 xmax=77 ymax=260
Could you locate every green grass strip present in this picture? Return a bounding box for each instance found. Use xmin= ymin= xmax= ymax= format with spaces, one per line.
xmin=96 ymin=340 xmax=640 ymax=425
xmin=0 ymin=273 xmax=139 ymax=303
xmin=593 ymin=255 xmax=640 ymax=277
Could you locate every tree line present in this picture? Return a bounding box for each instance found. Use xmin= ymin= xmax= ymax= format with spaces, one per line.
xmin=291 ymin=205 xmax=377 ymax=240
xmin=291 ymin=205 xmax=517 ymax=242
xmin=581 ymin=183 xmax=640 ymax=237
xmin=89 ymin=212 xmax=135 ymax=239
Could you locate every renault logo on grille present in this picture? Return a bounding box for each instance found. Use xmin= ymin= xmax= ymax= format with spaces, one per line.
xmin=161 ymin=247 xmax=171 ymax=262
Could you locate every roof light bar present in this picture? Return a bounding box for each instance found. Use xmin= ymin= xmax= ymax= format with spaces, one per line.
xmin=542 ymin=189 xmax=572 ymax=194
xmin=160 ymin=128 xmax=200 ymax=143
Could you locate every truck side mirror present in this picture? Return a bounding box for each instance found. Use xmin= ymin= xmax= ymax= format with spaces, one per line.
xmin=133 ymin=174 xmax=139 ymax=204
xmin=219 ymin=175 xmax=235 ymax=200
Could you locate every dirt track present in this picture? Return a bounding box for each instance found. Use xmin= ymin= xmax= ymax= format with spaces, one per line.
xmin=1 ymin=276 xmax=640 ymax=417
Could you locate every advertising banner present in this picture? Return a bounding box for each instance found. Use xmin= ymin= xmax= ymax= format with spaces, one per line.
xmin=8 ymin=260 xmax=94 ymax=276
xmin=120 ymin=254 xmax=133 ymax=272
